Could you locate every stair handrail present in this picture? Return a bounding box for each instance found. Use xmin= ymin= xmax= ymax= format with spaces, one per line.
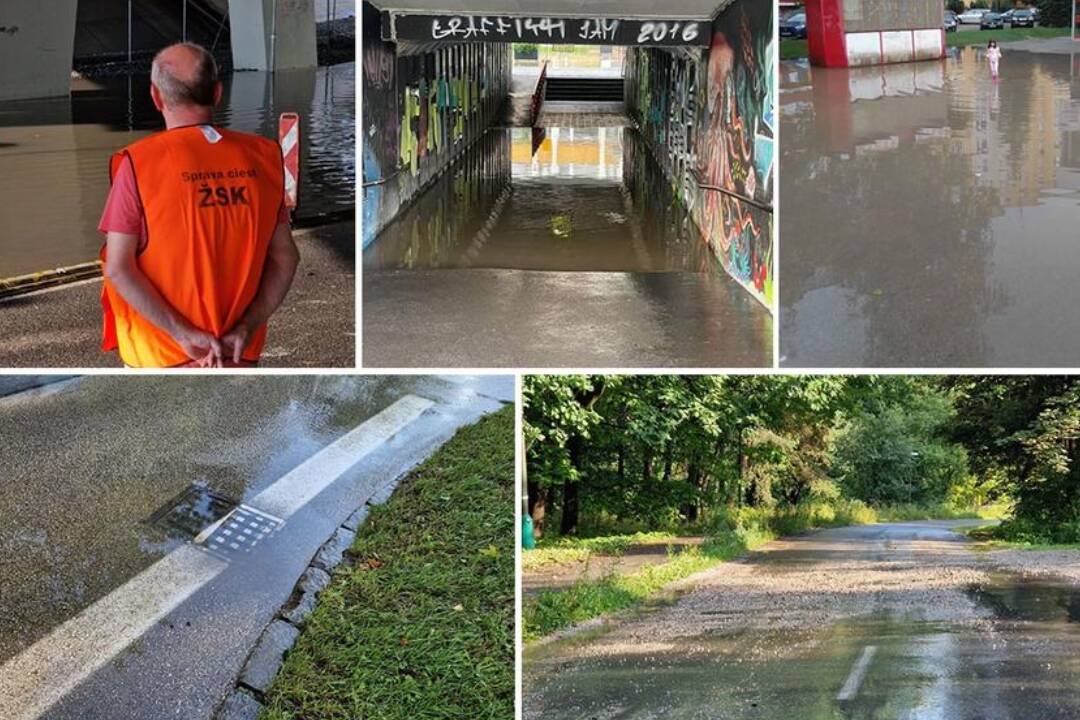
xmin=530 ymin=60 xmax=549 ymax=126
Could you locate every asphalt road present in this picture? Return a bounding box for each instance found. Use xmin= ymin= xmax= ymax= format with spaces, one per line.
xmin=524 ymin=521 xmax=1080 ymax=719
xmin=0 ymin=374 xmax=512 ymax=720
xmin=0 ymin=223 xmax=355 ymax=369
xmin=364 ymin=268 xmax=772 ymax=368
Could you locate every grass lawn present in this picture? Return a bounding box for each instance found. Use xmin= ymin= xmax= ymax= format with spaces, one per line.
xmin=523 ymin=527 xmax=774 ymax=642
xmin=780 ymin=27 xmax=1071 ymax=61
xmin=260 ymin=406 xmax=515 ymax=720
xmin=948 ymin=26 xmax=1069 ymax=47
xmin=521 ymin=531 xmax=680 ymax=571
xmin=965 ymin=523 xmax=1080 ymax=551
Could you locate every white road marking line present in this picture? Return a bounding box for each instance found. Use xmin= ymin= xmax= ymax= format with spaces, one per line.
xmin=251 ymin=394 xmax=433 ymax=518
xmin=837 ymin=645 xmax=878 ymax=702
xmin=0 ymin=394 xmax=433 ymax=720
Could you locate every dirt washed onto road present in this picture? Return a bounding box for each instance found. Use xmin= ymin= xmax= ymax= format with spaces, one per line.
xmin=988 ymin=547 xmax=1080 ymax=585
xmin=538 ymin=523 xmax=995 ymax=663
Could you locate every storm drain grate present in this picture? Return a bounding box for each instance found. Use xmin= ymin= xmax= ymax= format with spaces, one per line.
xmin=148 ymin=483 xmax=283 ymax=559
xmin=149 ymin=483 xmax=237 ymax=541
xmin=198 ymin=504 xmax=283 ymax=559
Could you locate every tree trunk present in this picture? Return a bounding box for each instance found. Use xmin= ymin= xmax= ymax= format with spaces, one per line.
xmin=562 ymin=436 xmax=586 ymax=536
xmin=528 ymin=482 xmax=548 ymax=538
xmin=684 ymin=463 xmax=701 ymax=522
xmin=561 ymin=481 xmax=579 ymax=536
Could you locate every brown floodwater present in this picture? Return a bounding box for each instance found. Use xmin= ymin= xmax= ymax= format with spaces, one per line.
xmin=780 ymin=48 xmax=1080 ymax=367
xmin=0 ymin=63 xmax=354 ymax=278
xmin=363 ymin=125 xmax=716 ymax=273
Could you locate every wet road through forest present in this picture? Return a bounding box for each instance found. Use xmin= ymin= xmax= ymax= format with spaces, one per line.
xmin=363 ymin=124 xmax=773 ymax=367
xmin=524 ymin=521 xmax=1080 ymax=720
xmin=781 ymin=48 xmax=1080 ymax=367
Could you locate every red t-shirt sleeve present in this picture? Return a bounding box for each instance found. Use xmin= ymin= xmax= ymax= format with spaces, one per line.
xmin=98 ymin=155 xmax=144 ymax=236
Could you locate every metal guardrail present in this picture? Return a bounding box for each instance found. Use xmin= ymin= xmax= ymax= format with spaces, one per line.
xmin=698 ymin=183 xmax=773 ymax=212
xmin=362 ymin=170 xmax=400 ymax=189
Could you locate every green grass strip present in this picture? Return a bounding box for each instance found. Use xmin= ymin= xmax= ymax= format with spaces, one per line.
xmin=947 ymin=26 xmax=1069 ymax=47
xmin=522 ymin=531 xmax=680 ymax=571
xmin=523 ymin=528 xmax=774 ymax=642
xmin=260 ymin=406 xmax=515 ymax=720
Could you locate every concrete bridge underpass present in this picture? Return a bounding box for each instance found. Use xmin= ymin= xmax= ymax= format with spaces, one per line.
xmin=361 ymin=0 xmax=775 ymax=367
xmin=0 ymin=0 xmax=327 ymax=102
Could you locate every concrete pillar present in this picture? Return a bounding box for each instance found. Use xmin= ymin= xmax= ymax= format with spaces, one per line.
xmin=229 ymin=0 xmax=317 ymax=71
xmin=0 ymin=0 xmax=79 ymax=101
xmin=806 ymin=0 xmax=944 ymax=68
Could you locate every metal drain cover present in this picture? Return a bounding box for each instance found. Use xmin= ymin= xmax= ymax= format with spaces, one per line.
xmin=149 ymin=483 xmax=236 ymax=541
xmin=149 ymin=483 xmax=283 ymax=559
xmin=197 ymin=504 xmax=283 ymax=558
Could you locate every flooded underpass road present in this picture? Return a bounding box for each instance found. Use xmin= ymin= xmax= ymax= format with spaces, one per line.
xmin=524 ymin=521 xmax=1080 ymax=720
xmin=781 ymin=48 xmax=1080 ymax=367
xmin=363 ymin=123 xmax=772 ymax=368
xmin=0 ymin=374 xmax=511 ymax=720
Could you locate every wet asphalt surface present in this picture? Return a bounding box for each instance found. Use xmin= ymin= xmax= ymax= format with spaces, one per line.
xmin=364 ymin=124 xmax=772 ymax=368
xmin=781 ymin=47 xmax=1080 ymax=367
xmin=0 ymin=223 xmax=355 ymax=368
xmin=524 ymin=521 xmax=1080 ymax=720
xmin=0 ymin=374 xmax=511 ymax=719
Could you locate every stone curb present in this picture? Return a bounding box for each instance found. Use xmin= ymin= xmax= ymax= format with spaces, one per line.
xmin=212 ymin=470 xmax=412 ymax=720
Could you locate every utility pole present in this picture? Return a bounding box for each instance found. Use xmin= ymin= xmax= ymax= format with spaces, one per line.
xmin=127 ymin=0 xmax=133 ymax=64
xmin=270 ymin=0 xmax=278 ymax=73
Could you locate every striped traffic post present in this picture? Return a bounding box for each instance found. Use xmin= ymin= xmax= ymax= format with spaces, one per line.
xmin=278 ymin=113 xmax=300 ymax=210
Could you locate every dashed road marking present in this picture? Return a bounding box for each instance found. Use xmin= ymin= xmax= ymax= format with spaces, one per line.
xmin=837 ymin=645 xmax=877 ymax=702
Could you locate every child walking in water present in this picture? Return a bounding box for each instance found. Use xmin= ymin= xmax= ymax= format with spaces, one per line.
xmin=987 ymin=40 xmax=1002 ymax=79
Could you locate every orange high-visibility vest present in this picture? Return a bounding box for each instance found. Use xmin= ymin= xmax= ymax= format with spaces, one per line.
xmin=100 ymin=125 xmax=285 ymax=368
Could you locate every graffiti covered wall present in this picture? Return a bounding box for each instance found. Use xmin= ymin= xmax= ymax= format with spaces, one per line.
xmin=361 ymin=1 xmax=511 ymax=247
xmin=624 ymin=0 xmax=774 ymax=308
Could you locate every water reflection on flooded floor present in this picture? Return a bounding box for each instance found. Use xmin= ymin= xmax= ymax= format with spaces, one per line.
xmin=780 ymin=48 xmax=1080 ymax=367
xmin=363 ymin=126 xmax=714 ymax=273
xmin=0 ymin=64 xmax=355 ymax=277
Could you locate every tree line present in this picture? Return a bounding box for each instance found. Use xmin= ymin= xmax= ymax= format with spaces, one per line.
xmin=523 ymin=375 xmax=1080 ymax=542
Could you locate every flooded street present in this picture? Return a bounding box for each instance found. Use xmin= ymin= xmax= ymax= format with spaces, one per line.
xmin=0 ymin=63 xmax=355 ymax=277
xmin=363 ymin=123 xmax=772 ymax=367
xmin=781 ymin=48 xmax=1080 ymax=367
xmin=0 ymin=374 xmax=510 ymax=719
xmin=524 ymin=521 xmax=1080 ymax=719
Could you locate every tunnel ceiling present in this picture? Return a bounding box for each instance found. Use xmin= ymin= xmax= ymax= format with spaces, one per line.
xmin=368 ymin=0 xmax=736 ymax=21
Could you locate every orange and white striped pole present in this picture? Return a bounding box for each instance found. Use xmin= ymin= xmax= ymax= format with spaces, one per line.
xmin=278 ymin=112 xmax=300 ymax=210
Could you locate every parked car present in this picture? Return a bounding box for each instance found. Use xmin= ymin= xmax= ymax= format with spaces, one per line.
xmin=1011 ymin=9 xmax=1036 ymax=27
xmin=1000 ymin=9 xmax=1016 ymax=23
xmin=980 ymin=12 xmax=1005 ymax=30
xmin=958 ymin=8 xmax=989 ymax=24
xmin=944 ymin=11 xmax=958 ymax=32
xmin=780 ymin=13 xmax=807 ymax=40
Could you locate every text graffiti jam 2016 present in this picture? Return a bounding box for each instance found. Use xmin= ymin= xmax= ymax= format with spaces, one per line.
xmin=387 ymin=14 xmax=711 ymax=47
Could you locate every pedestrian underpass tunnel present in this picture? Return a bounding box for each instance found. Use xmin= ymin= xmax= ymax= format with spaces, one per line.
xmin=361 ymin=0 xmax=775 ymax=311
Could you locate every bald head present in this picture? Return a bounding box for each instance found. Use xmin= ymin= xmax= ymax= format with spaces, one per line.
xmin=151 ymin=43 xmax=219 ymax=109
